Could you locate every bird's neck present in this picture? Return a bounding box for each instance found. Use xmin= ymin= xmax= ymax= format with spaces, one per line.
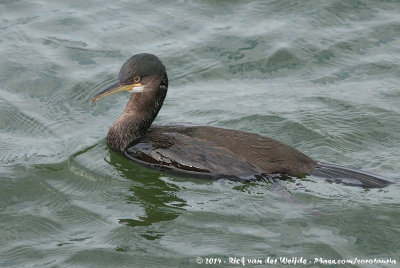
xmin=107 ymin=80 xmax=167 ymax=151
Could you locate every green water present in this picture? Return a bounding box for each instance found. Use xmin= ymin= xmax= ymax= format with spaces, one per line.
xmin=1 ymin=0 xmax=399 ymax=267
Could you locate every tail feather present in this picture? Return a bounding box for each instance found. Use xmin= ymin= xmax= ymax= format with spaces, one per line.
xmin=311 ymin=162 xmax=393 ymax=188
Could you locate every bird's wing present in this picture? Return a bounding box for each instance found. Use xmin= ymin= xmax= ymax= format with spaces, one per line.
xmin=124 ymin=126 xmax=262 ymax=181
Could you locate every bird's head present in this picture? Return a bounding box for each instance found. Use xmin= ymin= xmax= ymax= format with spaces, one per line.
xmin=92 ymin=53 xmax=167 ymax=103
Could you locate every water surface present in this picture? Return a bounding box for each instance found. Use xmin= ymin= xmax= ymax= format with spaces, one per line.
xmin=1 ymin=0 xmax=399 ymax=267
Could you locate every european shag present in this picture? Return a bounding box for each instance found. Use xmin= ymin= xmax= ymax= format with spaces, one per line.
xmin=92 ymin=53 xmax=392 ymax=188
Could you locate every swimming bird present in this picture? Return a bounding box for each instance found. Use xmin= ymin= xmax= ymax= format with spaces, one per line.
xmin=92 ymin=53 xmax=392 ymax=188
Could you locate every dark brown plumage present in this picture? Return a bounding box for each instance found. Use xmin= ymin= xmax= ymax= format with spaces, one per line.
xmin=126 ymin=125 xmax=317 ymax=176
xmin=92 ymin=53 xmax=392 ymax=188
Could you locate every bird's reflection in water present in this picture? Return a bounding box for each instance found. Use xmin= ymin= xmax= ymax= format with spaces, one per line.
xmin=107 ymin=148 xmax=186 ymax=240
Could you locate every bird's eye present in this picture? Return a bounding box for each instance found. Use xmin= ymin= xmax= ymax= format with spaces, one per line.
xmin=133 ymin=76 xmax=141 ymax=83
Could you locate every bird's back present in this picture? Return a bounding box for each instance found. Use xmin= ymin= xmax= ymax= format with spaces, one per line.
xmin=125 ymin=124 xmax=317 ymax=180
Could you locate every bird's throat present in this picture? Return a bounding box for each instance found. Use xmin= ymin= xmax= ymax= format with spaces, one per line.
xmin=106 ymin=87 xmax=167 ymax=151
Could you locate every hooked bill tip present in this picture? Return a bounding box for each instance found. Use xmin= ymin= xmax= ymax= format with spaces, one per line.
xmin=91 ymin=96 xmax=99 ymax=103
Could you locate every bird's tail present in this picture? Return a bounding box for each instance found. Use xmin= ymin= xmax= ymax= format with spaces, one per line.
xmin=311 ymin=162 xmax=393 ymax=188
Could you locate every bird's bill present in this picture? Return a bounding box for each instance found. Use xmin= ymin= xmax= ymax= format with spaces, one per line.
xmin=91 ymin=82 xmax=143 ymax=103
